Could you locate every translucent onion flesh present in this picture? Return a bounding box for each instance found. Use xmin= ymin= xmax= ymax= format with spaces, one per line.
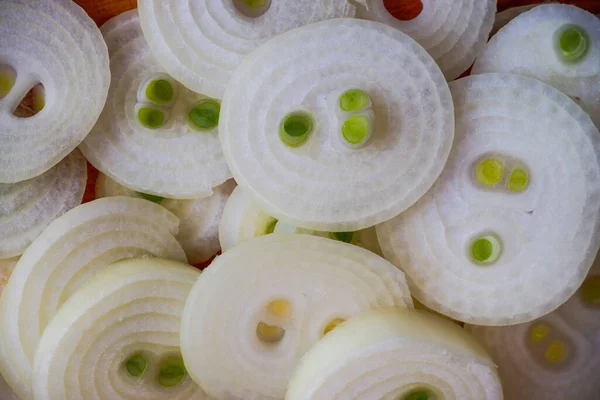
xmin=0 ymin=149 xmax=87 ymax=259
xmin=0 ymin=197 xmax=187 ymax=400
xmin=286 ymin=309 xmax=502 ymax=400
xmin=32 ymin=258 xmax=208 ymax=400
xmin=137 ymin=0 xmax=359 ymax=98
xmin=79 ymin=10 xmax=231 ymax=199
xmin=220 ymin=18 xmax=454 ymax=231
xmin=377 ymin=73 xmax=600 ymax=326
xmin=0 ymin=0 xmax=109 ymax=183
xmin=356 ymin=0 xmax=497 ymax=80
xmin=180 ymin=233 xmax=413 ymax=399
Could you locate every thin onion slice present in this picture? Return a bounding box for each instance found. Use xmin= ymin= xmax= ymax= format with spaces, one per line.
xmin=0 ymin=197 xmax=187 ymax=400
xmin=473 ymin=4 xmax=600 ymax=127
xmin=356 ymin=0 xmax=496 ymax=80
xmin=220 ymin=18 xmax=454 ymax=231
xmin=287 ymin=309 xmax=502 ymax=400
xmin=79 ymin=10 xmax=230 ymax=199
xmin=219 ymin=186 xmax=382 ymax=255
xmin=0 ymin=149 xmax=86 ymax=259
xmin=0 ymin=257 xmax=18 ymax=296
xmin=377 ymin=73 xmax=600 ymax=326
xmin=32 ymin=258 xmax=208 ymax=400
xmin=467 ymin=255 xmax=600 ymax=400
xmin=0 ymin=0 xmax=109 ymax=183
xmin=180 ymin=233 xmax=413 ymax=399
xmin=137 ymin=0 xmax=359 ymax=98
xmin=96 ymin=172 xmax=236 ymax=264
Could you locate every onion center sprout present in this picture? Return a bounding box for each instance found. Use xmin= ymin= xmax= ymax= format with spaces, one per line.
xmin=280 ymin=113 xmax=312 ymax=147
xmin=145 ymin=79 xmax=174 ymax=104
xmin=475 ymin=158 xmax=504 ymax=187
xmin=339 ymin=89 xmax=370 ymax=112
xmin=158 ymin=356 xmax=187 ymax=387
xmin=470 ymin=235 xmax=501 ymax=264
xmin=556 ymin=25 xmax=589 ymax=62
xmin=137 ymin=107 xmax=165 ymax=129
xmin=188 ymin=100 xmax=220 ymax=130
xmin=124 ymin=354 xmax=148 ymax=378
xmin=403 ymin=389 xmax=436 ymax=400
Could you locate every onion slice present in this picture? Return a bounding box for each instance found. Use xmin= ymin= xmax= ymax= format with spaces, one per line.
xmin=467 ymin=255 xmax=600 ymax=399
xmin=377 ymin=73 xmax=600 ymax=326
xmin=137 ymin=0 xmax=359 ymax=98
xmin=220 ymin=18 xmax=454 ymax=231
xmin=96 ymin=172 xmax=236 ymax=264
xmin=287 ymin=309 xmax=502 ymax=400
xmin=473 ymin=4 xmax=600 ymax=128
xmin=180 ymin=233 xmax=413 ymax=399
xmin=32 ymin=258 xmax=208 ymax=400
xmin=79 ymin=10 xmax=230 ymax=199
xmin=0 ymin=197 xmax=187 ymax=400
xmin=356 ymin=0 xmax=496 ymax=80
xmin=0 ymin=0 xmax=109 ymax=183
xmin=0 ymin=150 xmax=86 ymax=259
xmin=220 ymin=186 xmax=382 ymax=255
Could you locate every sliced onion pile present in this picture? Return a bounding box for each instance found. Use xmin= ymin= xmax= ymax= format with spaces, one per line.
xmin=96 ymin=172 xmax=236 ymax=264
xmin=32 ymin=258 xmax=207 ymax=400
xmin=473 ymin=4 xmax=600 ymax=127
xmin=287 ymin=309 xmax=502 ymax=400
xmin=219 ymin=186 xmax=382 ymax=255
xmin=377 ymin=73 xmax=600 ymax=326
xmin=137 ymin=0 xmax=359 ymax=98
xmin=220 ymin=18 xmax=454 ymax=231
xmin=0 ymin=150 xmax=86 ymax=259
xmin=467 ymin=255 xmax=600 ymax=400
xmin=0 ymin=197 xmax=186 ymax=400
xmin=79 ymin=10 xmax=231 ymax=199
xmin=357 ymin=0 xmax=496 ymax=80
xmin=180 ymin=233 xmax=413 ymax=399
xmin=0 ymin=0 xmax=109 ymax=183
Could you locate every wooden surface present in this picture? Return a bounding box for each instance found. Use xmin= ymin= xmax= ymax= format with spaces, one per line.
xmin=75 ymin=0 xmax=600 ymax=26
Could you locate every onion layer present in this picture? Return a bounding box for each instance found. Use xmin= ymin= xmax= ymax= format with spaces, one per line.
xmin=467 ymin=256 xmax=600 ymax=400
xmin=79 ymin=10 xmax=230 ymax=199
xmin=287 ymin=309 xmax=502 ymax=400
xmin=357 ymin=0 xmax=496 ymax=80
xmin=180 ymin=234 xmax=413 ymax=399
xmin=0 ymin=197 xmax=186 ymax=400
xmin=0 ymin=0 xmax=109 ymax=183
xmin=137 ymin=0 xmax=358 ymax=98
xmin=32 ymin=258 xmax=208 ymax=400
xmin=220 ymin=18 xmax=454 ymax=231
xmin=0 ymin=149 xmax=86 ymax=259
xmin=473 ymin=4 xmax=600 ymax=128
xmin=377 ymin=73 xmax=600 ymax=326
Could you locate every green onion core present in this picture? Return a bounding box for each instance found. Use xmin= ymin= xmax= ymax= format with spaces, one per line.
xmin=124 ymin=354 xmax=147 ymax=378
xmin=189 ymin=100 xmax=220 ymax=130
xmin=145 ymin=79 xmax=174 ymax=104
xmin=158 ymin=357 xmax=187 ymax=387
xmin=280 ymin=114 xmax=312 ymax=147
xmin=557 ymin=25 xmax=588 ymax=62
xmin=339 ymin=89 xmax=369 ymax=111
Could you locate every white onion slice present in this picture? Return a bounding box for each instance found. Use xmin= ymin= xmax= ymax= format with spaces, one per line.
xmin=180 ymin=233 xmax=413 ymax=399
xmin=0 ymin=257 xmax=18 ymax=296
xmin=356 ymin=0 xmax=496 ymax=80
xmin=0 ymin=197 xmax=187 ymax=400
xmin=220 ymin=186 xmax=382 ymax=255
xmin=377 ymin=73 xmax=600 ymax=326
xmin=79 ymin=10 xmax=230 ymax=199
xmin=32 ymin=258 xmax=208 ymax=400
xmin=473 ymin=4 xmax=600 ymax=128
xmin=96 ymin=172 xmax=236 ymax=264
xmin=137 ymin=0 xmax=358 ymax=98
xmin=287 ymin=309 xmax=502 ymax=400
xmin=467 ymin=255 xmax=600 ymax=400
xmin=220 ymin=18 xmax=454 ymax=231
xmin=0 ymin=0 xmax=109 ymax=183
xmin=0 ymin=150 xmax=86 ymax=259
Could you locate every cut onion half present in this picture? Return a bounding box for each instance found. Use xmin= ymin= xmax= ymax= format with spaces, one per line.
xmin=377 ymin=73 xmax=600 ymax=326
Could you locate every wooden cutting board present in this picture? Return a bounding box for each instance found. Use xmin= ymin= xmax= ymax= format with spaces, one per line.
xmin=75 ymin=0 xmax=600 ymax=26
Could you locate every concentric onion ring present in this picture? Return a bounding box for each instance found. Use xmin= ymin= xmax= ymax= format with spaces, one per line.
xmin=220 ymin=18 xmax=454 ymax=231
xmin=357 ymin=0 xmax=496 ymax=80
xmin=137 ymin=0 xmax=359 ymax=98
xmin=80 ymin=10 xmax=230 ymax=199
xmin=0 ymin=149 xmax=86 ymax=259
xmin=0 ymin=0 xmax=109 ymax=183
xmin=467 ymin=256 xmax=600 ymax=400
xmin=0 ymin=197 xmax=186 ymax=400
xmin=473 ymin=4 xmax=600 ymax=128
xmin=287 ymin=309 xmax=502 ymax=400
xmin=181 ymin=233 xmax=413 ymax=399
xmin=377 ymin=73 xmax=600 ymax=326
xmin=32 ymin=258 xmax=208 ymax=400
